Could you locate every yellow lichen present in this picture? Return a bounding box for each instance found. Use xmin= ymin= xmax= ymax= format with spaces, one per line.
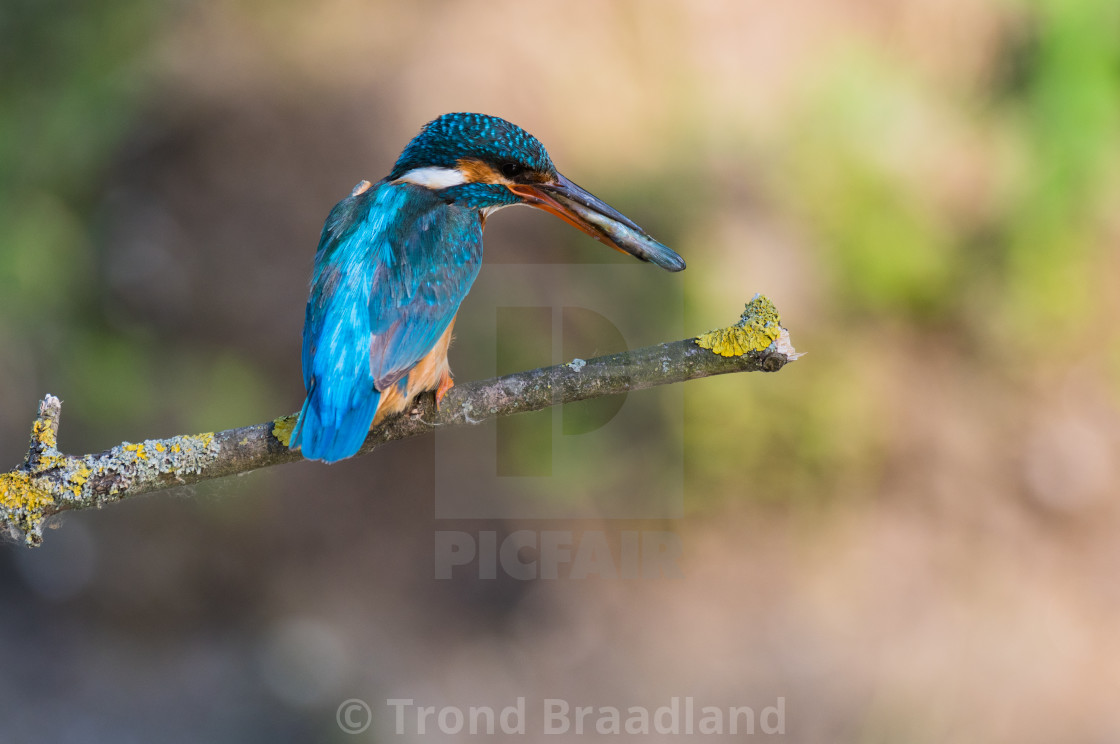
xmin=70 ymin=462 xmax=93 ymax=498
xmin=123 ymin=443 xmax=148 ymax=460
xmin=0 ymin=471 xmax=55 ymax=543
xmin=32 ymin=418 xmax=57 ymax=450
xmin=696 ymin=295 xmax=783 ymax=357
xmin=0 ymin=472 xmax=53 ymax=511
xmin=108 ymin=433 xmax=217 ymax=482
xmin=272 ymin=415 xmax=298 ymax=447
xmin=35 ymin=453 xmax=62 ymax=471
xmin=4 ymin=401 xmax=222 ymax=546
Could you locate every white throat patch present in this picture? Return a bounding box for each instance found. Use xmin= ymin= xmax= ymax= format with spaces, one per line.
xmin=394 ymin=166 xmax=468 ymax=190
xmin=481 ymin=203 xmax=514 ymax=218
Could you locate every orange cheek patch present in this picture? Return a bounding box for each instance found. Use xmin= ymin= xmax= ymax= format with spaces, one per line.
xmin=456 ymin=158 xmax=509 ymax=185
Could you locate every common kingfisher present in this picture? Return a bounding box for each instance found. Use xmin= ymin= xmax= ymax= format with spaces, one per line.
xmin=290 ymin=113 xmax=686 ymax=462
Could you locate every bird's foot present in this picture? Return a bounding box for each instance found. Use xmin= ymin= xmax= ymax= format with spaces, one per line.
xmin=435 ymin=373 xmax=454 ymax=408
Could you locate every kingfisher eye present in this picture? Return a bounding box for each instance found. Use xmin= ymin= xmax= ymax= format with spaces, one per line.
xmin=499 ymin=162 xmax=525 ymax=179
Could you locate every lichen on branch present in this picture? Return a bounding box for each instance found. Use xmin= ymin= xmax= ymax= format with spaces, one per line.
xmin=3 ymin=301 xmax=799 ymax=546
xmin=2 ymin=395 xmax=222 ymax=546
xmin=697 ymin=295 xmax=784 ymax=356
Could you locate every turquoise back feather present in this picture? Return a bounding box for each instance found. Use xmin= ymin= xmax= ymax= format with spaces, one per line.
xmin=291 ymin=180 xmax=483 ymax=462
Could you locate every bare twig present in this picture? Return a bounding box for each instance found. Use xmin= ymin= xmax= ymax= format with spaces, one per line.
xmin=1 ymin=298 xmax=798 ymax=545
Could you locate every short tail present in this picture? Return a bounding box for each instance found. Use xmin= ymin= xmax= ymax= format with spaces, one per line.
xmin=289 ymin=384 xmax=381 ymax=463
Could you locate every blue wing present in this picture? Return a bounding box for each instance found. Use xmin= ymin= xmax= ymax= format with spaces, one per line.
xmin=290 ymin=180 xmax=483 ymax=462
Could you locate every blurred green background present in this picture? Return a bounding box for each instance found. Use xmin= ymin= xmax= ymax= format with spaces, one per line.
xmin=3 ymin=0 xmax=1120 ymax=741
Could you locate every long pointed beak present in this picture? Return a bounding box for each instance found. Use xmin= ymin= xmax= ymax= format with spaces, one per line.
xmin=508 ymin=173 xmax=686 ymax=272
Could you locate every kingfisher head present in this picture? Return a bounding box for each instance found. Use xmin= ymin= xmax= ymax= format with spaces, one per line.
xmin=388 ymin=113 xmax=685 ymax=272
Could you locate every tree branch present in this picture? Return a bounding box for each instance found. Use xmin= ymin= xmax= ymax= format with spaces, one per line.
xmin=2 ymin=298 xmax=799 ymax=546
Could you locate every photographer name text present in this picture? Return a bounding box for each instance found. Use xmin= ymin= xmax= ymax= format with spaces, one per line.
xmin=382 ymin=696 xmax=785 ymax=736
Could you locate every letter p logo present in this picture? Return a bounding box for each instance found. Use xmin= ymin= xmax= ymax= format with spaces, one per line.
xmin=434 ymin=265 xmax=683 ymax=519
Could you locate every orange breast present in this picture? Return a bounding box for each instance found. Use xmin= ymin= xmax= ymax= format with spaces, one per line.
xmin=373 ymin=316 xmax=457 ymax=425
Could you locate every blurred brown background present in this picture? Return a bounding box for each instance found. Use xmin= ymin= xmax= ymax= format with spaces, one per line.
xmin=3 ymin=0 xmax=1120 ymax=741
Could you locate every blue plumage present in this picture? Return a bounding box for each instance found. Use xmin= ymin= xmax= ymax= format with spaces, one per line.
xmin=390 ymin=113 xmax=554 ymax=178
xmin=292 ymin=113 xmax=685 ymax=463
xmin=290 ymin=180 xmax=482 ymax=461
